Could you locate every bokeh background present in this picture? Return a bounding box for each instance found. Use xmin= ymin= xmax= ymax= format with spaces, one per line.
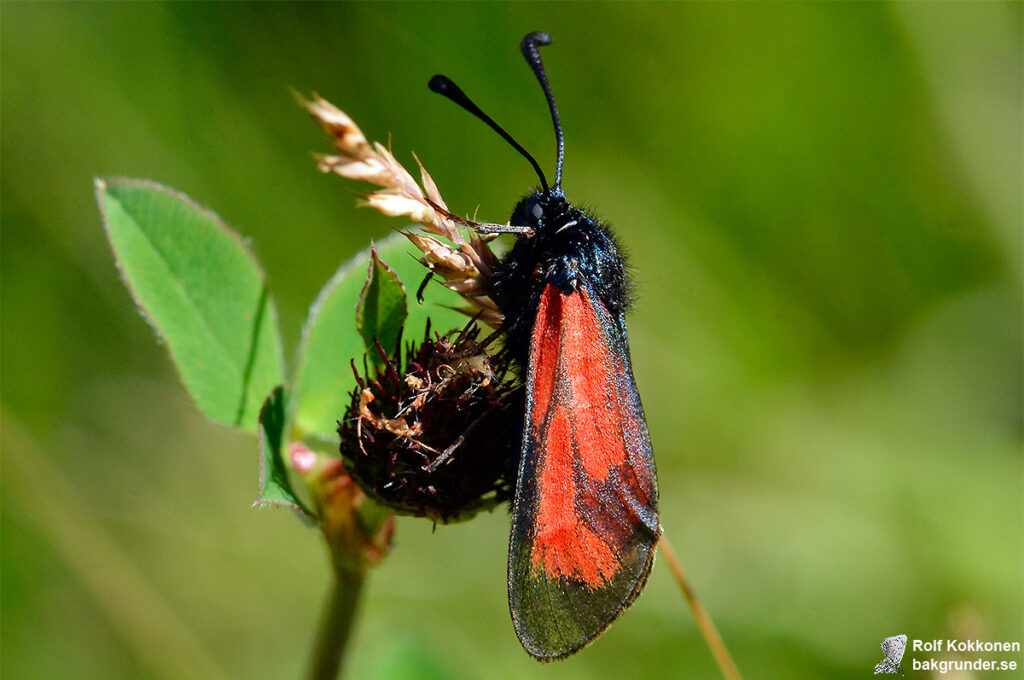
xmin=3 ymin=3 xmax=1021 ymax=679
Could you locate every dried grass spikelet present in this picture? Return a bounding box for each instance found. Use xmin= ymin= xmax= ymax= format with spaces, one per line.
xmin=300 ymin=94 xmax=504 ymax=327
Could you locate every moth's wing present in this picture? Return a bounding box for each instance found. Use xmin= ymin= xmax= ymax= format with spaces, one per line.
xmin=874 ymin=660 xmax=894 ymax=674
xmin=882 ymin=635 xmax=908 ymax=664
xmin=507 ymin=282 xmax=660 ymax=660
xmin=890 ymin=635 xmax=908 ymax=663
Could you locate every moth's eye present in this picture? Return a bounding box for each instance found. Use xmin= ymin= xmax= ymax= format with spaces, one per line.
xmin=530 ymin=202 xmax=544 ymax=221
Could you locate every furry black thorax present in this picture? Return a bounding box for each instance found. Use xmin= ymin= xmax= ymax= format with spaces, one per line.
xmin=491 ymin=189 xmax=631 ymax=364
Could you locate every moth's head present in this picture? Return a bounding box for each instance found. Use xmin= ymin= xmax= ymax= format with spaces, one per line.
xmin=511 ymin=190 xmax=572 ymax=233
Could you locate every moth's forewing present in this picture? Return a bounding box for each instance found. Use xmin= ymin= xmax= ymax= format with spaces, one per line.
xmin=508 ymin=283 xmax=659 ymax=659
xmin=882 ymin=635 xmax=908 ymax=664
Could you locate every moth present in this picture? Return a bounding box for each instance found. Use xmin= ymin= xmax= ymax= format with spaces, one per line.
xmin=430 ymin=32 xmax=660 ymax=659
xmin=874 ymin=634 xmax=908 ymax=675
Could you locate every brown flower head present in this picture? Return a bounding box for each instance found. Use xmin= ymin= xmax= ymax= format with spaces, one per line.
xmin=338 ymin=324 xmax=521 ymax=523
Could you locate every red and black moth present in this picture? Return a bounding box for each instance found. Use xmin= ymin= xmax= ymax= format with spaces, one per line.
xmin=429 ymin=32 xmax=660 ymax=660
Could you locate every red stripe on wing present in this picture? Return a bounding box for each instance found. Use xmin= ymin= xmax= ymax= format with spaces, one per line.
xmin=562 ymin=287 xmax=635 ymax=484
xmin=526 ymin=284 xmax=653 ymax=588
xmin=529 ymin=286 xmax=560 ymax=434
xmin=531 ymin=392 xmax=621 ymax=586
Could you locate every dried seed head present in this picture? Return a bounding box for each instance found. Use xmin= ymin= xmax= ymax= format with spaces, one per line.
xmin=338 ymin=325 xmax=520 ymax=523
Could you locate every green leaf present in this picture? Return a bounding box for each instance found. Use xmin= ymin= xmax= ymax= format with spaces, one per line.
xmin=97 ymin=178 xmax=284 ymax=432
xmin=356 ymin=248 xmax=408 ymax=360
xmin=291 ymin=232 xmax=466 ymax=440
xmin=256 ymin=386 xmax=312 ymax=515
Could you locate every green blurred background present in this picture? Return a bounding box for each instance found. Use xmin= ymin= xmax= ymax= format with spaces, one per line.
xmin=3 ymin=3 xmax=1021 ymax=679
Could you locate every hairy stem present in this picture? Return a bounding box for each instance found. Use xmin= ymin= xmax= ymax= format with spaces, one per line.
xmin=307 ymin=568 xmax=365 ymax=680
xmin=659 ymin=536 xmax=743 ymax=680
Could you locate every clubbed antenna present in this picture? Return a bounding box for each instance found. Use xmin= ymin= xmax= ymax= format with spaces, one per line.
xmin=520 ymin=32 xmax=564 ymax=191
xmin=428 ymin=74 xmax=549 ymax=192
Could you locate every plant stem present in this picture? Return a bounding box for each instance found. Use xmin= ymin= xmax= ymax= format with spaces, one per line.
xmin=659 ymin=536 xmax=744 ymax=680
xmin=308 ymin=568 xmax=365 ymax=680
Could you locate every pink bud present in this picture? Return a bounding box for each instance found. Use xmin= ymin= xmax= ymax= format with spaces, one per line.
xmin=290 ymin=442 xmax=317 ymax=474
